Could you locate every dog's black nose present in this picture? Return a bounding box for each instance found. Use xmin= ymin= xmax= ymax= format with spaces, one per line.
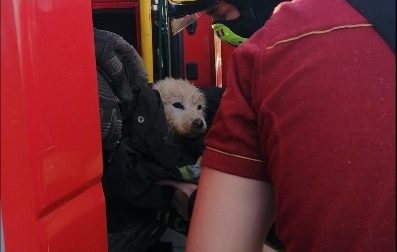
xmin=192 ymin=119 xmax=204 ymax=129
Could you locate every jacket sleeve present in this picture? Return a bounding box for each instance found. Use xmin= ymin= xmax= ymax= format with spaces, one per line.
xmin=102 ymin=138 xmax=179 ymax=210
xmin=94 ymin=28 xmax=148 ymax=115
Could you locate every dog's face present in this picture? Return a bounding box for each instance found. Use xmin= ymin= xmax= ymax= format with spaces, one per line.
xmin=153 ymin=78 xmax=207 ymax=137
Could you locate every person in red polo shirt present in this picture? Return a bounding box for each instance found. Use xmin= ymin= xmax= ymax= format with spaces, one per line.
xmin=177 ymin=0 xmax=396 ymax=251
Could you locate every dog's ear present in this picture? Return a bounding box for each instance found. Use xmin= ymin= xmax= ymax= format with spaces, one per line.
xmin=198 ymin=87 xmax=224 ymax=128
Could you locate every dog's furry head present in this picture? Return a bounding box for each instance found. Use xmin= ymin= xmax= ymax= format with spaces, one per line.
xmin=153 ymin=78 xmax=207 ymax=137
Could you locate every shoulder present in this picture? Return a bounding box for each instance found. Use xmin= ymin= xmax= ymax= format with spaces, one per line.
xmin=241 ymin=0 xmax=369 ymax=52
xmin=230 ymin=0 xmax=372 ymax=81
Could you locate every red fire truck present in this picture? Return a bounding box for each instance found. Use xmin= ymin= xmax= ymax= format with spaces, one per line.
xmin=1 ymin=0 xmax=234 ymax=251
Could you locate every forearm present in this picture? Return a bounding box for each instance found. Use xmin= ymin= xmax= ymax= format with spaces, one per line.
xmin=186 ymin=167 xmax=275 ymax=252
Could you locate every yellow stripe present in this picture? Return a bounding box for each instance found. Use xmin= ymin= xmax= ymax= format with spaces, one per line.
xmin=206 ymin=147 xmax=264 ymax=163
xmin=266 ymin=23 xmax=372 ymax=50
xmin=140 ymin=0 xmax=154 ymax=84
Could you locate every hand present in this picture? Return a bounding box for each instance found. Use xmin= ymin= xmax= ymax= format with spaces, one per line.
xmin=157 ymin=180 xmax=198 ymax=220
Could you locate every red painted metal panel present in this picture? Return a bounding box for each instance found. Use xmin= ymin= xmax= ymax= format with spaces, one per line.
xmin=91 ymin=0 xmax=138 ymax=10
xmin=1 ymin=1 xmax=108 ymax=251
xmin=92 ymin=2 xmax=138 ymax=9
xmin=183 ymin=15 xmax=216 ymax=87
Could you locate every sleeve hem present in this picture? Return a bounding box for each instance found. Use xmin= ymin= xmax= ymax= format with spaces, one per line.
xmin=201 ymin=146 xmax=269 ymax=181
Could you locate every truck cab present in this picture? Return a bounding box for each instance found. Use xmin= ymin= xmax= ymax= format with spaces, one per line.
xmin=1 ymin=1 xmax=233 ymax=251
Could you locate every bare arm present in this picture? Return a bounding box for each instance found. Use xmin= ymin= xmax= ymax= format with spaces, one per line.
xmin=186 ymin=166 xmax=275 ymax=252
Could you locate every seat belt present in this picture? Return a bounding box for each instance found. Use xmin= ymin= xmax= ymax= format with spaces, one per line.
xmin=347 ymin=0 xmax=396 ymax=53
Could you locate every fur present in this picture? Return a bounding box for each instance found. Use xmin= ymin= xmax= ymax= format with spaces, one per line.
xmin=153 ymin=78 xmax=207 ymax=137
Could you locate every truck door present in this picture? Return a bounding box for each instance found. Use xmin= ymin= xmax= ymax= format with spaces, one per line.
xmin=1 ymin=1 xmax=108 ymax=251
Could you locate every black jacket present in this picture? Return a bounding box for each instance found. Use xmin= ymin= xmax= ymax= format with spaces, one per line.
xmin=95 ymin=28 xmax=226 ymax=251
xmin=94 ymin=28 xmax=195 ymax=252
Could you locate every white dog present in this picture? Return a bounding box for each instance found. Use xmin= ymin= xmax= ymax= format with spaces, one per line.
xmin=153 ymin=78 xmax=207 ymax=137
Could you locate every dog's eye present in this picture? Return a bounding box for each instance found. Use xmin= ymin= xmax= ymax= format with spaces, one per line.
xmin=172 ymin=102 xmax=184 ymax=109
xmin=197 ymin=105 xmax=202 ymax=110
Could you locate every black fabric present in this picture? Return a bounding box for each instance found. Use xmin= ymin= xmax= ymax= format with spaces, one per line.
xmin=347 ymin=0 xmax=396 ymax=53
xmin=94 ymin=28 xmax=201 ymax=251
xmin=265 ymin=224 xmax=284 ymax=251
xmin=94 ymin=28 xmax=147 ymax=116
xmin=187 ymin=189 xmax=197 ymax=218
xmin=102 ymin=139 xmax=179 ymax=211
xmin=107 ymin=218 xmax=166 ymax=252
xmin=145 ymin=242 xmax=173 ymax=252
xmin=95 ymin=28 xmax=184 ymax=207
xmin=94 ymin=29 xmax=228 ymax=251
xmin=97 ymin=67 xmax=123 ymax=163
xmin=200 ymin=86 xmax=224 ymax=129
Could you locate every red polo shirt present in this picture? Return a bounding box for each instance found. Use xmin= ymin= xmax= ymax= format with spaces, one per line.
xmin=202 ymin=0 xmax=396 ymax=251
